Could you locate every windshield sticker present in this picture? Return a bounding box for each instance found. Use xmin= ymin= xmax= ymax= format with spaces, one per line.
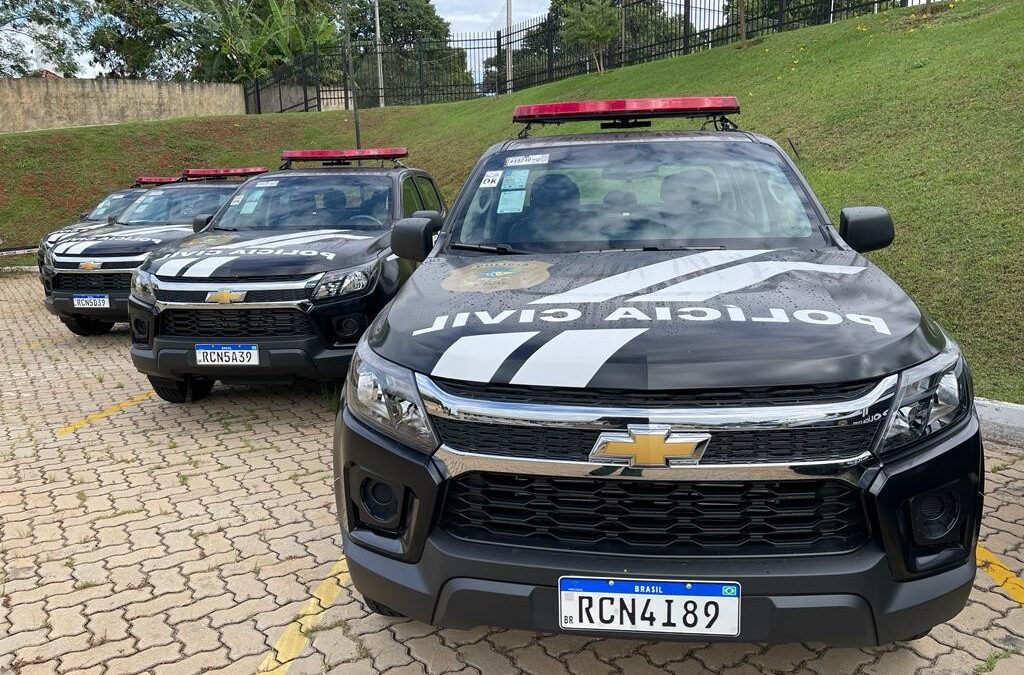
xmin=239 ymin=189 xmax=263 ymax=214
xmin=505 ymin=154 xmax=548 ymax=167
xmin=502 ymin=169 xmax=530 ymax=190
xmin=148 ymin=190 xmax=164 ymax=196
xmin=479 ymin=171 xmax=503 ymax=189
xmin=254 ymin=180 xmax=279 ymax=187
xmin=109 ymin=195 xmax=125 ymax=199
xmin=230 ymin=195 xmax=244 ymax=206
xmin=442 ymin=261 xmax=552 ymax=293
xmin=496 ymin=190 xmax=526 ymax=214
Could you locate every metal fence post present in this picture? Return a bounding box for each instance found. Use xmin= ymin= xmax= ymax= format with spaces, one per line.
xmin=546 ymin=13 xmax=555 ymax=84
xmin=496 ymin=30 xmax=504 ymax=95
xmin=300 ymin=55 xmax=309 ymax=112
xmin=417 ymin=42 xmax=426 ymax=104
xmin=254 ymin=79 xmax=261 ymax=114
xmin=313 ymin=42 xmax=322 ymax=112
xmin=778 ymin=0 xmax=787 ymax=32
xmin=683 ymin=0 xmax=691 ymax=55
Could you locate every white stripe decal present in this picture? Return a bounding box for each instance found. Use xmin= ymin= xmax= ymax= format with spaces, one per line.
xmin=154 ymin=258 xmax=195 ymax=277
xmin=510 ymin=328 xmax=647 ymax=388
xmin=431 ymin=331 xmax=539 ymax=383
xmin=529 ymin=250 xmax=772 ymax=304
xmin=180 ymin=257 xmax=240 ymax=278
xmin=208 ymin=230 xmax=346 ymax=250
xmin=630 ymin=261 xmax=867 ymax=302
xmin=255 ymin=233 xmax=367 ymax=248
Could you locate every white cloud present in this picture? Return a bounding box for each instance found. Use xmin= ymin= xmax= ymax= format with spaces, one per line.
xmin=434 ymin=0 xmax=552 ymax=34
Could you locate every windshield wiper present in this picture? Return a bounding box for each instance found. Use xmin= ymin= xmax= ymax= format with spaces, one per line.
xmin=641 ymin=245 xmax=726 ymax=251
xmin=213 ymin=226 xmax=239 ymax=231
xmin=449 ymin=243 xmax=531 ymax=255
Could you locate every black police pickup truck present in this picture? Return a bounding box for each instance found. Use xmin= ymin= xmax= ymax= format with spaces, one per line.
xmin=334 ymin=98 xmax=983 ymax=645
xmin=40 ymin=169 xmax=261 ymax=336
xmin=129 ymin=148 xmax=444 ymax=403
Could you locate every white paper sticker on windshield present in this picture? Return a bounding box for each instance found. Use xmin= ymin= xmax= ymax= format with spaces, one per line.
xmin=109 ymin=195 xmax=125 ymax=199
xmin=230 ymin=195 xmax=244 ymax=206
xmin=496 ymin=190 xmax=526 ymax=213
xmin=505 ymin=154 xmax=548 ymax=167
xmin=502 ymin=169 xmax=530 ymax=190
xmin=480 ymin=170 xmax=503 ymax=189
xmin=255 ymin=180 xmax=279 ymax=187
xmin=148 ymin=190 xmax=164 ymax=196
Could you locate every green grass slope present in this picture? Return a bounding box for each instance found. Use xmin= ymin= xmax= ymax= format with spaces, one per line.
xmin=2 ymin=0 xmax=1021 ymax=401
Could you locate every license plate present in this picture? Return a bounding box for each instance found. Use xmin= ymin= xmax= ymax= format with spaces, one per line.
xmin=195 ymin=344 xmax=260 ymax=366
xmin=72 ymin=294 xmax=110 ymax=308
xmin=558 ymin=576 xmax=740 ymax=636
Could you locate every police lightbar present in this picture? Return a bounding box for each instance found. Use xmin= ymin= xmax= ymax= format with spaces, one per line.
xmin=134 ymin=176 xmax=181 ymax=186
xmin=512 ymin=97 xmax=741 ymax=133
xmin=181 ymin=167 xmax=268 ymax=180
xmin=281 ymin=148 xmax=408 ymax=161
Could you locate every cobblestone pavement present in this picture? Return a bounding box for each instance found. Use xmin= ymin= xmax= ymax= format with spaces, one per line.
xmin=2 ymin=271 xmax=1024 ymax=675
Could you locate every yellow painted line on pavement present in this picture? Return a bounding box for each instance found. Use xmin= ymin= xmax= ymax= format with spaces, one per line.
xmin=977 ymin=545 xmax=1024 ymax=604
xmin=56 ymin=391 xmax=154 ymax=436
xmin=259 ymin=559 xmax=350 ymax=674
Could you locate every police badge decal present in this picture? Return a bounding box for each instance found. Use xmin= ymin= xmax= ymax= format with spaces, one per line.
xmin=442 ymin=261 xmax=552 ymax=293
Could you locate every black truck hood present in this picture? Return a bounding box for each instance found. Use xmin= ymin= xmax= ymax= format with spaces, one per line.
xmin=369 ymin=248 xmax=945 ymax=389
xmin=43 ymin=219 xmax=116 ymax=247
xmin=47 ymin=223 xmax=194 ymax=257
xmin=142 ymin=228 xmax=391 ymax=279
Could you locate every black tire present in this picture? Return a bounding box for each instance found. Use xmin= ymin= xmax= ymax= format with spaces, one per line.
xmin=362 ymin=596 xmax=404 ymax=617
xmin=61 ymin=316 xmax=114 ymax=336
xmin=148 ymin=376 xmax=214 ymax=403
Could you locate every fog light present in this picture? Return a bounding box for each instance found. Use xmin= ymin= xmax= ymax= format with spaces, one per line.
xmin=911 ymin=491 xmax=960 ymax=544
xmin=356 ymin=476 xmax=404 ymax=532
xmin=332 ymin=315 xmax=365 ymax=341
xmin=131 ymin=317 xmax=150 ymax=344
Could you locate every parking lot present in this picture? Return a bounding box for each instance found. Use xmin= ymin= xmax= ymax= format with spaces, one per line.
xmin=1 ymin=269 xmax=1023 ymax=675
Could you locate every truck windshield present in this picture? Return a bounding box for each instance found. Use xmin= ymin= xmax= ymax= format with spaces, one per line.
xmin=213 ymin=174 xmax=393 ymax=232
xmin=86 ymin=190 xmax=144 ymax=221
xmin=117 ymin=186 xmax=233 ymax=226
xmin=450 ymin=140 xmax=829 ymax=252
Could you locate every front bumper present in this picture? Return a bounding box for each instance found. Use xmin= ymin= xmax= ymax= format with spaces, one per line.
xmin=44 ymin=290 xmax=130 ymax=322
xmin=335 ymin=410 xmax=984 ymax=645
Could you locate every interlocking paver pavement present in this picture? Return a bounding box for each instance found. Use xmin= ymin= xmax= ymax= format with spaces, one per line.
xmin=2 ymin=270 xmax=1024 ymax=674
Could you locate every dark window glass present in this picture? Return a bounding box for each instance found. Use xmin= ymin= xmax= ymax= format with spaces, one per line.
xmin=402 ymin=178 xmax=424 ymax=217
xmin=86 ymin=190 xmax=145 ymax=221
xmin=414 ymin=176 xmax=442 ymax=213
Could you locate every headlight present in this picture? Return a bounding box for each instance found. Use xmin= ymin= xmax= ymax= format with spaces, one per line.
xmin=345 ymin=340 xmax=438 ymax=453
xmin=43 ymin=245 xmax=54 ymax=268
xmin=312 ymin=262 xmax=378 ymax=301
xmin=130 ymin=269 xmax=157 ymax=304
xmin=876 ymin=338 xmax=971 ymax=454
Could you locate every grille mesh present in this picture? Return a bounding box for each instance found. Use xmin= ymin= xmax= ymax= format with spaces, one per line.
xmin=432 ymin=418 xmax=880 ymax=464
xmin=54 ymin=273 xmax=131 ymax=291
xmin=157 ymin=309 xmax=314 ymax=338
xmin=154 ymin=288 xmax=309 ymax=303
xmin=441 ymin=473 xmax=869 ymax=556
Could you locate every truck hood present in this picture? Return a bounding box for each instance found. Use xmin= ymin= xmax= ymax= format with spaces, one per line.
xmin=142 ymin=228 xmax=391 ymax=279
xmin=369 ymin=248 xmax=945 ymax=389
xmin=42 ymin=220 xmax=113 ymax=247
xmin=48 ymin=223 xmax=194 ymax=257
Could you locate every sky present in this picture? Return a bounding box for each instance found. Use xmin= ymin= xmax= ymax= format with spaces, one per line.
xmin=433 ymin=0 xmax=552 ymax=34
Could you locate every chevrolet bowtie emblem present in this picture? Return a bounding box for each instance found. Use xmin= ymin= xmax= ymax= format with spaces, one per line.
xmin=590 ymin=425 xmax=711 ymax=467
xmin=205 ymin=290 xmax=246 ymax=304
xmin=78 ymin=261 xmax=101 ymax=270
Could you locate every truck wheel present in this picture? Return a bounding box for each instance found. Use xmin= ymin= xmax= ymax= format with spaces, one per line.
xmin=148 ymin=376 xmax=214 ymax=403
xmin=62 ymin=316 xmax=114 ymax=336
xmin=362 ymin=597 xmax=404 ymax=617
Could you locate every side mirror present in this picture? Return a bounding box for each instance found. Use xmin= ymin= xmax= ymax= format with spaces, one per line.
xmin=839 ymin=206 xmax=894 ymax=253
xmin=80 ymin=211 xmax=90 ymax=220
xmin=107 ymin=214 xmax=118 ymax=224
xmin=192 ymin=214 xmax=214 ymax=233
xmin=391 ymin=214 xmax=442 ymax=262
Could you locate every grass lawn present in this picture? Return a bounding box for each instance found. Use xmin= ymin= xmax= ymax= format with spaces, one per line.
xmin=0 ymin=254 xmax=37 ymax=267
xmin=1 ymin=0 xmax=1021 ymax=401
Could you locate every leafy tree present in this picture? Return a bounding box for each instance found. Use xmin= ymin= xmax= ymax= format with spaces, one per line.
xmin=0 ymin=0 xmax=93 ymax=76
xmin=88 ymin=1 xmax=188 ymax=79
xmin=348 ymin=0 xmax=451 ymax=45
xmin=560 ymin=0 xmax=619 ymax=73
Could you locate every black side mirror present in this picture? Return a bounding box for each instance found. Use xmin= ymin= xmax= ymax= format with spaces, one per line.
xmin=80 ymin=211 xmax=90 ymax=220
xmin=839 ymin=206 xmax=894 ymax=253
xmin=193 ymin=214 xmax=214 ymax=233
xmin=107 ymin=214 xmax=118 ymax=224
xmin=391 ymin=213 xmax=442 ymax=262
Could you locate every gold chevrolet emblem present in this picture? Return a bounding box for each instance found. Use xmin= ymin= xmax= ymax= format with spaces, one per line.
xmin=78 ymin=261 xmax=101 ymax=270
xmin=590 ymin=425 xmax=710 ymax=467
xmin=205 ymin=289 xmax=246 ymax=304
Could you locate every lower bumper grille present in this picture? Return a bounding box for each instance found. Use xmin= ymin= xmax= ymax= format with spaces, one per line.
xmin=431 ymin=418 xmax=880 ymax=464
xmin=54 ymin=273 xmax=131 ymax=291
xmin=441 ymin=473 xmax=869 ymax=556
xmin=157 ymin=308 xmax=315 ymax=338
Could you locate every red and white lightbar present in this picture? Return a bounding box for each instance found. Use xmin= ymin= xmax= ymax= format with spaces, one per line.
xmin=512 ymin=97 xmax=740 ymax=124
xmin=280 ymin=148 xmax=408 ymax=162
xmin=181 ymin=167 xmax=268 ymax=179
xmin=134 ymin=176 xmax=181 ymax=186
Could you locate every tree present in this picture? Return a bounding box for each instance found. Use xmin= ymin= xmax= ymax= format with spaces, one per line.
xmin=560 ymin=0 xmax=619 ymax=73
xmin=88 ymin=1 xmax=188 ymax=79
xmin=348 ymin=0 xmax=451 ymax=45
xmin=0 ymin=0 xmax=93 ymax=77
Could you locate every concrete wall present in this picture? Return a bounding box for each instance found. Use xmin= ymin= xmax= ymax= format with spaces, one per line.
xmin=0 ymin=78 xmax=246 ymax=134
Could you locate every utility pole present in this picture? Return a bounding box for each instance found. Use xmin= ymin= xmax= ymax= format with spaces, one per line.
xmin=374 ymin=0 xmax=385 ymax=107
xmin=340 ymin=0 xmax=361 ymax=148
xmin=506 ymin=0 xmax=512 ymax=94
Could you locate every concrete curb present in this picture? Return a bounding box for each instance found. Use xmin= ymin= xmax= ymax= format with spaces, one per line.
xmin=978 ymin=397 xmax=1024 ymax=446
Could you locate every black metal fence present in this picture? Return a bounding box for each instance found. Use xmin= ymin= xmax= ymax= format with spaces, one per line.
xmin=244 ymin=0 xmax=934 ymax=114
